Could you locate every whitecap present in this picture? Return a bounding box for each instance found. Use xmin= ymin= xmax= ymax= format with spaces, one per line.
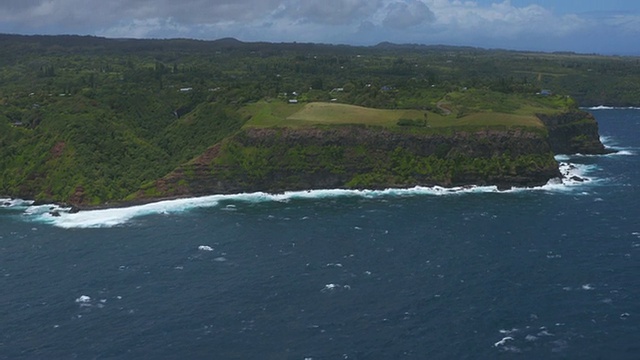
xmin=75 ymin=295 xmax=91 ymax=303
xmin=198 ymin=245 xmax=214 ymax=252
xmin=321 ymin=284 xmax=342 ymax=292
xmin=582 ymin=284 xmax=595 ymax=290
xmin=620 ymin=313 xmax=630 ymax=319
xmin=30 ymin=195 xmax=227 ymax=228
xmin=608 ymin=150 xmax=635 ymax=156
xmin=494 ymin=336 xmax=514 ymax=347
xmin=537 ymin=329 xmax=555 ymax=337
xmin=499 ymin=328 xmax=519 ymax=335
xmin=75 ymin=295 xmax=91 ymax=307
xmin=584 ymin=106 xmax=640 ymax=110
xmin=0 ymin=198 xmax=34 ymax=208
xmin=585 ymin=105 xmax=616 ymax=110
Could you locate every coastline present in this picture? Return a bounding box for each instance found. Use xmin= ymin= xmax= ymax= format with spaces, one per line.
xmin=1 ymin=158 xmax=596 ymax=215
xmin=3 ymin=109 xmax=616 ymax=213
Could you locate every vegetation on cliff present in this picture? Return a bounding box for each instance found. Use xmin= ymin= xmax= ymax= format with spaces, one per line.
xmin=132 ymin=125 xmax=560 ymax=201
xmin=0 ymin=34 xmax=617 ymax=205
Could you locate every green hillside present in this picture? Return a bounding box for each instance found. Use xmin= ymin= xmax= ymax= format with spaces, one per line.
xmin=0 ymin=34 xmax=621 ymax=205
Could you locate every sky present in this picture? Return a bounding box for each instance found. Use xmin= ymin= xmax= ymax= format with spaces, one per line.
xmin=1 ymin=0 xmax=639 ymax=55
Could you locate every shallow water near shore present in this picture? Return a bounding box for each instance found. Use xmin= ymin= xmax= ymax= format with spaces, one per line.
xmin=1 ymin=109 xmax=639 ymax=359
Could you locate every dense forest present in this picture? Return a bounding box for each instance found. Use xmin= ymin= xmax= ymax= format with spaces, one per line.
xmin=0 ymin=34 xmax=635 ymax=205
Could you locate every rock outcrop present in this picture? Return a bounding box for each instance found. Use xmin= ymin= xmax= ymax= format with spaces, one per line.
xmin=537 ymin=111 xmax=611 ymax=154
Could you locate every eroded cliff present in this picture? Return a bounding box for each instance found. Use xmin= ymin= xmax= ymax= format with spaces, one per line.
xmin=132 ymin=125 xmax=562 ymax=201
xmin=537 ymin=110 xmax=610 ymax=155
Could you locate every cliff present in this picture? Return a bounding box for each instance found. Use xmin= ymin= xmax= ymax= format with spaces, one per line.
xmin=132 ymin=125 xmax=561 ymax=201
xmin=537 ymin=111 xmax=611 ymax=154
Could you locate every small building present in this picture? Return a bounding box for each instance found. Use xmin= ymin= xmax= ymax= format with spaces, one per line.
xmin=288 ymin=99 xmax=298 ymax=104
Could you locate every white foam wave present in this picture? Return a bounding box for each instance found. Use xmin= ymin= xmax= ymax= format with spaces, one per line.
xmin=24 ymin=188 xmax=508 ymax=229
xmin=611 ymin=150 xmax=635 ymax=156
xmin=581 ymin=284 xmax=594 ymax=291
xmin=512 ymin=161 xmax=598 ymax=193
xmin=16 ymin=158 xmax=602 ymax=229
xmin=0 ymin=198 xmax=34 ymax=208
xmin=494 ymin=336 xmax=514 ymax=347
xmin=596 ymin=136 xmax=637 ymax=156
xmin=75 ymin=295 xmax=92 ymax=307
xmin=75 ymin=295 xmax=91 ymax=303
xmin=583 ymin=106 xmax=640 ymax=110
xmin=31 ymin=196 xmax=231 ymax=229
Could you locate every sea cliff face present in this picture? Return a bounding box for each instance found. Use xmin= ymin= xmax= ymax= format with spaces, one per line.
xmin=537 ymin=111 xmax=610 ymax=155
xmin=133 ymin=125 xmax=562 ymax=201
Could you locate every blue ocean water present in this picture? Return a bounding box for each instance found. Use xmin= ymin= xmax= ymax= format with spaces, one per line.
xmin=1 ymin=109 xmax=639 ymax=359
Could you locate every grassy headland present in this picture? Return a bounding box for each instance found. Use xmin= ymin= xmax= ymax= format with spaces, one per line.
xmin=0 ymin=34 xmax=617 ymax=205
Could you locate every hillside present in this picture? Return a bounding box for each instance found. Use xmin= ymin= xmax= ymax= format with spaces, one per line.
xmin=0 ymin=34 xmax=616 ymax=206
xmin=129 ymin=101 xmax=607 ymax=203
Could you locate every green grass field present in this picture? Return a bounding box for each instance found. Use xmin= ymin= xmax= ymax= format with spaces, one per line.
xmin=241 ymin=96 xmax=564 ymax=131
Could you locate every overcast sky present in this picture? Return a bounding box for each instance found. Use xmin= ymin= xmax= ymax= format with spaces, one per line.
xmin=1 ymin=0 xmax=639 ymax=54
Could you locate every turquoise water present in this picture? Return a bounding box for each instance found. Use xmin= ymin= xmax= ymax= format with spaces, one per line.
xmin=1 ymin=109 xmax=639 ymax=359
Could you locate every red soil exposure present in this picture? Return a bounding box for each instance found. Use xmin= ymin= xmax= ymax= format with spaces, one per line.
xmin=50 ymin=141 xmax=66 ymax=158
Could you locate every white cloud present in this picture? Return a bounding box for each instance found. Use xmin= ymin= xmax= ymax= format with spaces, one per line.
xmin=99 ymin=18 xmax=189 ymax=39
xmin=383 ymin=0 xmax=435 ymax=29
xmin=602 ymin=14 xmax=640 ymax=33
xmin=279 ymin=0 xmax=384 ymax=25
xmin=425 ymin=0 xmax=586 ymax=38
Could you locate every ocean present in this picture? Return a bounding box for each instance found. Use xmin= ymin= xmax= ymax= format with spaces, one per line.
xmin=1 ymin=108 xmax=639 ymax=359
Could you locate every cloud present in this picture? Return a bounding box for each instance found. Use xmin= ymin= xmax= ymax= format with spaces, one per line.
xmin=100 ymin=18 xmax=190 ymax=39
xmin=0 ymin=0 xmax=638 ymax=53
xmin=601 ymin=13 xmax=640 ymax=33
xmin=280 ymin=0 xmax=384 ymax=25
xmin=383 ymin=0 xmax=435 ymax=29
xmin=427 ymin=0 xmax=586 ymax=38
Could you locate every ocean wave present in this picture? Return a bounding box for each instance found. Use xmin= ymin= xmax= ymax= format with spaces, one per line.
xmin=10 ymin=160 xmax=602 ymax=229
xmin=597 ymin=136 xmax=637 ymax=156
xmin=23 ymin=188 xmax=504 ymax=229
xmin=583 ymin=106 xmax=640 ymax=110
xmin=0 ymin=198 xmax=35 ymax=208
